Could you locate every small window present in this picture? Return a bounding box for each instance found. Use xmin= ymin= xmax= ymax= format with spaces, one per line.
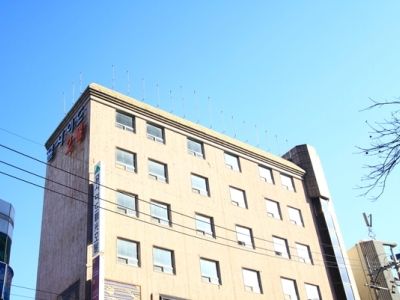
xmin=266 ymin=199 xmax=281 ymax=219
xmin=150 ymin=201 xmax=171 ymax=226
xmin=200 ymin=258 xmax=221 ymax=285
xmin=116 ymin=148 xmax=136 ymax=172
xmin=296 ymin=243 xmax=312 ymax=264
xmin=273 ymin=236 xmax=290 ymax=258
xmin=148 ymin=159 xmax=168 ymax=182
xmin=236 ymin=225 xmax=254 ymax=248
xmin=191 ymin=174 xmax=209 ymax=196
xmin=288 ymin=207 xmax=303 ymax=226
xmin=229 ymin=186 xmax=247 ymax=208
xmin=116 ymin=191 xmax=138 ymax=216
xmin=305 ymin=283 xmax=321 ymax=300
xmin=242 ymin=268 xmax=262 ymax=294
xmin=195 ymin=213 xmax=215 ymax=237
xmin=147 ymin=123 xmax=165 ymax=143
xmin=281 ymin=278 xmax=299 ymax=300
xmin=117 ymin=238 xmax=139 ymax=266
xmin=259 ymin=165 xmax=274 ymax=184
xmin=187 ymin=138 xmax=204 ymax=158
xmin=280 ymin=173 xmax=295 ymax=191
xmin=153 ymin=247 xmax=175 ymax=274
xmin=115 ymin=111 xmax=135 ymax=132
xmin=224 ymin=152 xmax=240 ymax=171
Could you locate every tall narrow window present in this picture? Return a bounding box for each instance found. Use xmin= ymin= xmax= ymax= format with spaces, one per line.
xmin=148 ymin=159 xmax=168 ymax=182
xmin=236 ymin=225 xmax=254 ymax=248
xmin=259 ymin=165 xmax=274 ymax=183
xmin=280 ymin=173 xmax=295 ymax=191
xmin=153 ymin=247 xmax=174 ymax=274
xmin=273 ymin=236 xmax=290 ymax=258
xmin=116 ymin=148 xmax=136 ymax=172
xmin=115 ymin=111 xmax=135 ymax=132
xmin=147 ymin=123 xmax=165 ymax=143
xmin=281 ymin=278 xmax=299 ymax=300
xmin=116 ymin=191 xmax=138 ymax=216
xmin=242 ymin=268 xmax=262 ymax=294
xmin=200 ymin=258 xmax=221 ymax=285
xmin=191 ymin=174 xmax=209 ymax=196
xmin=266 ymin=199 xmax=281 ymax=219
xmin=150 ymin=201 xmax=171 ymax=226
xmin=117 ymin=238 xmax=139 ymax=266
xmin=224 ymin=152 xmax=240 ymax=171
xmin=229 ymin=186 xmax=247 ymax=208
xmin=305 ymin=284 xmax=321 ymax=300
xmin=288 ymin=207 xmax=303 ymax=226
xmin=296 ymin=243 xmax=312 ymax=264
xmin=187 ymin=138 xmax=204 ymax=158
xmin=195 ymin=214 xmax=215 ymax=237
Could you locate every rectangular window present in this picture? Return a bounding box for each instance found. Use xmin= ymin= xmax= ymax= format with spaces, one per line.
xmin=187 ymin=138 xmax=204 ymax=158
xmin=281 ymin=278 xmax=299 ymax=300
xmin=288 ymin=207 xmax=303 ymax=226
xmin=305 ymin=283 xmax=321 ymax=300
xmin=116 ymin=191 xmax=138 ymax=216
xmin=153 ymin=247 xmax=174 ymax=274
xmin=259 ymin=165 xmax=274 ymax=183
xmin=150 ymin=201 xmax=171 ymax=226
xmin=195 ymin=213 xmax=215 ymax=237
xmin=147 ymin=123 xmax=165 ymax=143
xmin=200 ymin=258 xmax=221 ymax=285
xmin=117 ymin=238 xmax=139 ymax=266
xmin=229 ymin=186 xmax=247 ymax=208
xmin=280 ymin=173 xmax=295 ymax=191
xmin=115 ymin=111 xmax=135 ymax=132
xmin=236 ymin=225 xmax=254 ymax=248
xmin=191 ymin=174 xmax=209 ymax=196
xmin=224 ymin=152 xmax=240 ymax=171
xmin=242 ymin=268 xmax=262 ymax=294
xmin=116 ymin=148 xmax=136 ymax=172
xmin=273 ymin=236 xmax=290 ymax=258
xmin=266 ymin=199 xmax=281 ymax=219
xmin=148 ymin=159 xmax=168 ymax=182
xmin=296 ymin=243 xmax=312 ymax=264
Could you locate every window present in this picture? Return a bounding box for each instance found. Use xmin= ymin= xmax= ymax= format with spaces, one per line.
xmin=296 ymin=243 xmax=312 ymax=264
xmin=266 ymin=199 xmax=281 ymax=219
xmin=242 ymin=268 xmax=262 ymax=294
xmin=148 ymin=159 xmax=168 ymax=182
xmin=288 ymin=207 xmax=303 ymax=226
xmin=116 ymin=191 xmax=137 ymax=216
xmin=273 ymin=236 xmax=290 ymax=258
xmin=280 ymin=173 xmax=295 ymax=191
xmin=117 ymin=238 xmax=139 ymax=266
xmin=236 ymin=225 xmax=254 ymax=248
xmin=187 ymin=138 xmax=204 ymax=158
xmin=281 ymin=278 xmax=299 ymax=300
xmin=115 ymin=111 xmax=134 ymax=132
xmin=160 ymin=296 xmax=187 ymax=300
xmin=224 ymin=152 xmax=240 ymax=171
xmin=153 ymin=247 xmax=175 ymax=274
xmin=200 ymin=258 xmax=221 ymax=285
xmin=305 ymin=284 xmax=321 ymax=300
xmin=195 ymin=214 xmax=215 ymax=237
xmin=229 ymin=186 xmax=247 ymax=208
xmin=116 ymin=148 xmax=136 ymax=172
xmin=259 ymin=165 xmax=274 ymax=183
xmin=150 ymin=201 xmax=171 ymax=226
xmin=191 ymin=174 xmax=209 ymax=196
xmin=147 ymin=123 xmax=165 ymax=143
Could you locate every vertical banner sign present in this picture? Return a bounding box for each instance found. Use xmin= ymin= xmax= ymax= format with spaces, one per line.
xmin=92 ymin=162 xmax=104 ymax=300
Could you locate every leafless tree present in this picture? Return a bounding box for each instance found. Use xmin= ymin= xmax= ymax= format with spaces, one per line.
xmin=359 ymin=99 xmax=400 ymax=200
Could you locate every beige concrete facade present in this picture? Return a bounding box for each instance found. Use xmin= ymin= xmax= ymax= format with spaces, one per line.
xmin=36 ymin=83 xmax=359 ymax=299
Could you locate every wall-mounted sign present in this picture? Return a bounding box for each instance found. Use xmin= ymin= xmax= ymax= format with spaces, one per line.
xmin=47 ymin=106 xmax=86 ymax=161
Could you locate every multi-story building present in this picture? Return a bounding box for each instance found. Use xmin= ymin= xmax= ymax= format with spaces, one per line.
xmin=348 ymin=240 xmax=400 ymax=300
xmin=36 ymin=83 xmax=360 ymax=299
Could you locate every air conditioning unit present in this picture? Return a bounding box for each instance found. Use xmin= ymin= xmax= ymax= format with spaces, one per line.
xmin=238 ymin=241 xmax=246 ymax=246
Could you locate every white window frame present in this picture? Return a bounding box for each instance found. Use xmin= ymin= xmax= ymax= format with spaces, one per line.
xmin=280 ymin=173 xmax=295 ymax=191
xmin=200 ymin=258 xmax=221 ymax=285
xmin=116 ymin=191 xmax=138 ymax=217
xmin=187 ymin=138 xmax=204 ymax=158
xmin=305 ymin=283 xmax=321 ymax=300
xmin=224 ymin=152 xmax=240 ymax=171
xmin=229 ymin=186 xmax=247 ymax=208
xmin=266 ymin=199 xmax=281 ymax=219
xmin=296 ymin=243 xmax=312 ymax=264
xmin=115 ymin=110 xmax=135 ymax=132
xmin=115 ymin=148 xmax=136 ymax=172
xmin=281 ymin=278 xmax=299 ymax=300
xmin=150 ymin=201 xmax=171 ymax=226
xmin=273 ymin=236 xmax=290 ymax=258
xmin=117 ymin=238 xmax=139 ymax=267
xmin=195 ymin=213 xmax=215 ymax=237
xmin=147 ymin=123 xmax=165 ymax=143
xmin=148 ymin=159 xmax=168 ymax=183
xmin=259 ymin=165 xmax=274 ymax=184
xmin=236 ymin=225 xmax=254 ymax=248
xmin=288 ymin=207 xmax=304 ymax=226
xmin=242 ymin=268 xmax=262 ymax=294
xmin=153 ymin=247 xmax=174 ymax=274
xmin=191 ymin=174 xmax=209 ymax=196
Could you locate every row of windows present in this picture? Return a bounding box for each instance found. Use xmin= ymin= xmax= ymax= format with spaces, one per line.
xmin=115 ymin=111 xmax=296 ymax=191
xmin=116 ymin=238 xmax=321 ymax=299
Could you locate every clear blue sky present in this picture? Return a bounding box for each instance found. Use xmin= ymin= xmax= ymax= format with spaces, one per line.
xmin=1 ymin=1 xmax=399 ymax=298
